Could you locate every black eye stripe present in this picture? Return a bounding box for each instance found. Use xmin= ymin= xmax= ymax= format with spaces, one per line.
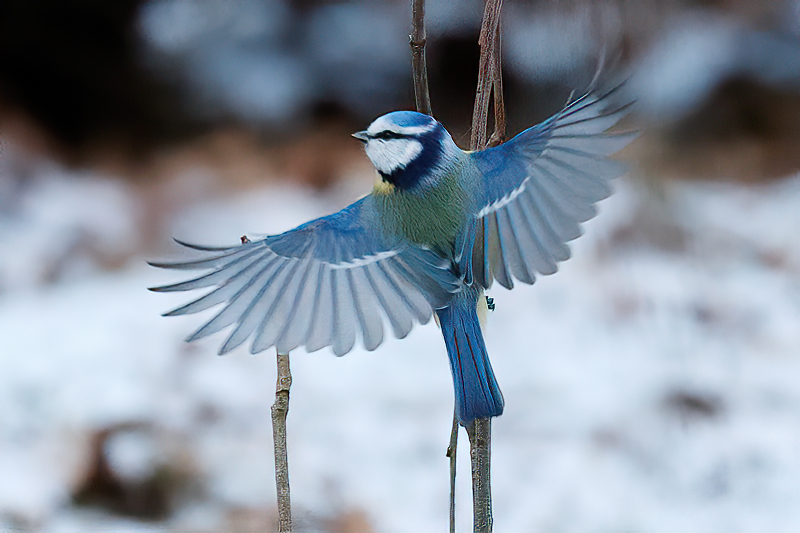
xmin=372 ymin=130 xmax=406 ymax=140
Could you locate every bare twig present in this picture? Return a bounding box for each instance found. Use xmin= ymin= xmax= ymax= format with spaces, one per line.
xmin=487 ymin=9 xmax=506 ymax=148
xmin=465 ymin=418 xmax=493 ymax=532
xmin=272 ymin=351 xmax=292 ymax=532
xmin=446 ymin=414 xmax=459 ymax=533
xmin=410 ymin=0 xmax=432 ymax=116
xmin=466 ymin=2 xmax=505 ymax=532
xmin=471 ymin=0 xmax=505 ymax=151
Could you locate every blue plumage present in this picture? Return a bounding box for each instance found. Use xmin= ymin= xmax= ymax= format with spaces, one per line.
xmin=151 ymin=84 xmax=633 ymax=424
xmin=380 ymin=111 xmax=434 ymax=128
xmin=380 ymin=123 xmax=446 ymax=189
xmin=437 ymin=287 xmax=504 ymax=421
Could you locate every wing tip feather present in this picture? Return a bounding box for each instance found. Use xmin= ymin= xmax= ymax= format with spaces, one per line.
xmin=173 ymin=237 xmax=237 ymax=252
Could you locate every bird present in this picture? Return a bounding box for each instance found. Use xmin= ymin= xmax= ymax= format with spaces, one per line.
xmin=150 ymin=84 xmax=634 ymax=425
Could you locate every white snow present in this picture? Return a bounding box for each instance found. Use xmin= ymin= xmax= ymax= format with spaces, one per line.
xmin=0 ymin=158 xmax=798 ymax=531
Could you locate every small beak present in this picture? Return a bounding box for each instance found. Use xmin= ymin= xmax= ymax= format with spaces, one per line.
xmin=351 ymin=131 xmax=369 ymax=143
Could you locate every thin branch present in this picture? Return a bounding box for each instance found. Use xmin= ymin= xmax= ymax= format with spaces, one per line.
xmin=467 ymin=2 xmax=505 ymax=532
xmin=466 ymin=418 xmax=493 ymax=533
xmin=446 ymin=414 xmax=459 ymax=533
xmin=487 ymin=11 xmax=506 ymax=148
xmin=471 ymin=0 xmax=505 ymax=151
xmin=410 ymin=0 xmax=432 ymax=115
xmin=272 ymin=351 xmax=292 ymax=532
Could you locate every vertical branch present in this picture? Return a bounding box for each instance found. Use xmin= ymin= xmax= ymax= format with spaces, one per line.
xmin=471 ymin=0 xmax=505 ymax=151
xmin=446 ymin=415 xmax=459 ymax=533
xmin=465 ymin=419 xmax=493 ymax=532
xmin=272 ymin=351 xmax=292 ymax=532
xmin=487 ymin=11 xmax=506 ymax=148
xmin=410 ymin=0 xmax=432 ymax=115
xmin=468 ymin=2 xmax=505 ymax=532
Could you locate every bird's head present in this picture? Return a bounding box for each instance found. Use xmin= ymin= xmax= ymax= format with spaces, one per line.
xmin=353 ymin=111 xmax=458 ymax=191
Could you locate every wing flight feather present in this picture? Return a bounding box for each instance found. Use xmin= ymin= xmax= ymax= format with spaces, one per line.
xmin=150 ymin=196 xmax=458 ymax=356
xmin=471 ymin=82 xmax=635 ymax=288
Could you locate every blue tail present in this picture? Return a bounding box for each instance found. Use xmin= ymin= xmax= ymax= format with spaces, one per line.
xmin=437 ymin=292 xmax=504 ymax=424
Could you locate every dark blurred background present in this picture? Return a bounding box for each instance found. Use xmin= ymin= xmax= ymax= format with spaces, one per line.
xmin=0 ymin=1 xmax=798 ymax=532
xmin=2 ymin=0 xmax=799 ymax=183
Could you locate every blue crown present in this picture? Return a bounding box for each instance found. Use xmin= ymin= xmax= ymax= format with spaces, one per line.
xmin=382 ymin=111 xmax=435 ymax=128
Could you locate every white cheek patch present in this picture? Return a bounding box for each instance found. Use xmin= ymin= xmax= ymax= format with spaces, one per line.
xmin=365 ymin=138 xmax=423 ymax=174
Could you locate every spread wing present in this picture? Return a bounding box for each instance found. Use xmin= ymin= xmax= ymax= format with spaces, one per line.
xmin=150 ymin=196 xmax=458 ymax=356
xmin=469 ymin=83 xmax=635 ymax=289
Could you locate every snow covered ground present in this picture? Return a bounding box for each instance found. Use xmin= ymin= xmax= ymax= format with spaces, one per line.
xmin=0 ymin=156 xmax=798 ymax=531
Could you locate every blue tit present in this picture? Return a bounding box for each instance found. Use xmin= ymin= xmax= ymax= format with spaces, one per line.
xmin=151 ymin=85 xmax=634 ymax=425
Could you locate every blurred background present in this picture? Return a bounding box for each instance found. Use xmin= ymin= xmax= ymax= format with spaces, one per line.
xmin=0 ymin=0 xmax=798 ymax=531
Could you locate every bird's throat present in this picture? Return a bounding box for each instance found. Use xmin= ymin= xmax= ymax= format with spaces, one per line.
xmin=373 ymin=179 xmax=396 ymax=196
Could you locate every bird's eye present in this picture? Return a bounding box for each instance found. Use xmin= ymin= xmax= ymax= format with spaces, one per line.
xmin=375 ymin=130 xmax=404 ymax=140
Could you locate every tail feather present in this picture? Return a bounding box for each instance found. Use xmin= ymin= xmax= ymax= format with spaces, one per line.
xmin=437 ymin=295 xmax=504 ymax=424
